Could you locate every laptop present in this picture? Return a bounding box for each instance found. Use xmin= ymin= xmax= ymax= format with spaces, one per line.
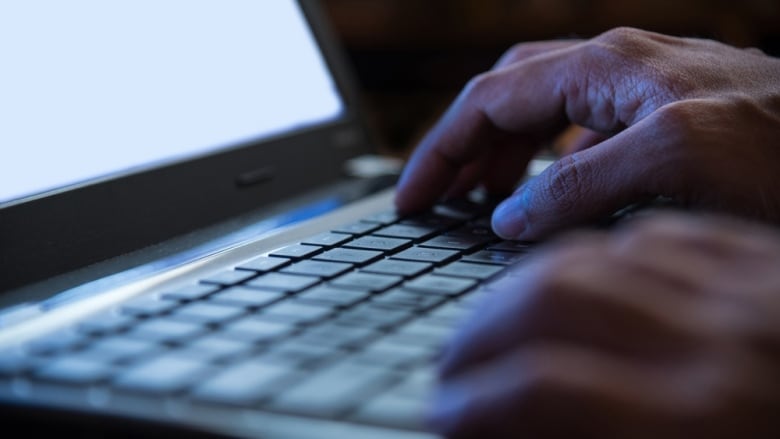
xmin=0 ymin=1 xmax=554 ymax=437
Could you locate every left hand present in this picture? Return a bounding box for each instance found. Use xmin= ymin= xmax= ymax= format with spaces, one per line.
xmin=429 ymin=212 xmax=780 ymax=438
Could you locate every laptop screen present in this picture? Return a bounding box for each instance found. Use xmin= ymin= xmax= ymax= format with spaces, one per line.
xmin=0 ymin=0 xmax=344 ymax=206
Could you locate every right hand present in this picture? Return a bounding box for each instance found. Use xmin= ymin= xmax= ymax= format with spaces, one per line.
xmin=394 ymin=27 xmax=780 ymax=240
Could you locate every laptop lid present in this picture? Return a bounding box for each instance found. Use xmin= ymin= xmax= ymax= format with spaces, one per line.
xmin=0 ymin=0 xmax=378 ymax=299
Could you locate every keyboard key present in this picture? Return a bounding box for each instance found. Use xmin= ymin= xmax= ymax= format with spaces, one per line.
xmin=448 ymin=224 xmax=497 ymax=239
xmin=296 ymin=323 xmax=379 ymax=349
xmin=425 ymin=302 xmax=471 ymax=326
xmin=80 ymin=336 xmax=161 ymax=363
xmin=336 ymin=304 xmax=413 ymax=329
xmin=343 ymin=236 xmax=411 ymax=252
xmin=390 ymin=247 xmax=459 ymax=265
xmin=332 ymin=221 xmax=381 ymax=235
xmin=208 ymin=287 xmax=285 ymax=309
xmin=262 ymin=340 xmax=340 ymax=368
xmin=468 ymin=216 xmax=493 ymax=227
xmin=462 ymin=250 xmax=527 ymax=265
xmin=329 ymin=272 xmax=403 ymax=293
xmin=419 ymin=234 xmax=492 ymax=252
xmin=350 ymin=369 xmax=435 ymax=429
xmin=435 ymin=198 xmax=491 ymax=219
xmin=120 ymin=295 xmax=178 ymax=317
xmin=360 ymin=211 xmax=399 ymax=225
xmin=392 ymin=319 xmax=454 ymax=348
xmin=200 ymin=269 xmax=256 ymax=286
xmin=313 ymin=248 xmax=383 ymax=265
xmin=125 ymin=319 xmax=206 ymax=344
xmin=350 ymin=393 xmax=427 ymax=430
xmin=34 ymin=356 xmax=115 ymax=384
xmin=25 ymin=328 xmax=89 ymax=355
xmin=268 ymin=363 xmax=399 ymax=418
xmin=269 ymin=244 xmax=322 ymax=260
xmin=381 ymin=334 xmax=444 ymax=352
xmin=0 ymin=349 xmax=36 ymax=375
xmin=281 ymin=260 xmax=353 ymax=278
xmin=192 ymin=358 xmax=294 ymax=405
xmin=400 ymin=212 xmax=462 ymax=230
xmin=361 ymin=259 xmax=432 ymax=278
xmin=260 ymin=302 xmax=334 ymax=325
xmin=169 ymin=301 xmax=245 ymax=325
xmin=373 ymin=224 xmax=437 ymax=241
xmin=371 ymin=288 xmax=447 ymax=312
xmin=113 ymin=354 xmax=211 ymax=394
xmin=354 ymin=339 xmax=434 ymax=368
xmin=235 ymin=256 xmax=291 ymax=273
xmin=177 ymin=335 xmax=252 ymax=362
xmin=435 ymin=261 xmax=505 ymax=280
xmin=302 ymin=232 xmax=352 ymax=247
xmin=296 ymin=285 xmax=371 ymax=307
xmin=160 ymin=284 xmax=218 ymax=302
xmin=403 ymin=274 xmax=477 ymax=296
xmin=78 ymin=311 xmax=135 ymax=335
xmin=219 ymin=317 xmax=295 ymax=343
xmin=487 ymin=240 xmax=533 ymax=253
xmin=393 ymin=368 xmax=436 ymax=400
xmin=246 ymin=273 xmax=320 ymax=293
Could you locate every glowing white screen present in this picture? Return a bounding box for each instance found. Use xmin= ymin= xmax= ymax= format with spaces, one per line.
xmin=0 ymin=1 xmax=343 ymax=205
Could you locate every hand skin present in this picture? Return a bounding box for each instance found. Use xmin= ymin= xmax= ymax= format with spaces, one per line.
xmin=394 ymin=27 xmax=780 ymax=241
xmin=429 ymin=212 xmax=780 ymax=439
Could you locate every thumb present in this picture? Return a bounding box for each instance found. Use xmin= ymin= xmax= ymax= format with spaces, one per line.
xmin=491 ymin=120 xmax=668 ymax=240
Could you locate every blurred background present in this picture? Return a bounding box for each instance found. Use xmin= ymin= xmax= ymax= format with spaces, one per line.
xmin=321 ymin=0 xmax=780 ymax=158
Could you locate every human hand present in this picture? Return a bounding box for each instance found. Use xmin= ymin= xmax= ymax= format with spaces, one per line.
xmin=394 ymin=27 xmax=780 ymax=240
xmin=429 ymin=212 xmax=780 ymax=438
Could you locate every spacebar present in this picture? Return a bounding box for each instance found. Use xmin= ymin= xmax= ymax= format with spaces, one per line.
xmin=267 ymin=362 xmax=400 ymax=418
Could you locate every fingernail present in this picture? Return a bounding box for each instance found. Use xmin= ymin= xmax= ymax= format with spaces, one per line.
xmin=492 ymin=196 xmax=527 ymax=239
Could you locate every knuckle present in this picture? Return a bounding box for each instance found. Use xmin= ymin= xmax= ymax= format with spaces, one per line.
xmin=579 ymin=28 xmax=685 ymax=119
xmin=595 ymin=26 xmax=650 ymax=49
xmin=743 ymin=46 xmax=766 ymax=56
xmin=462 ymin=71 xmax=494 ymax=100
xmin=652 ymin=101 xmax=705 ymax=148
xmin=584 ymin=27 xmax=654 ymax=65
xmin=499 ymin=42 xmax=538 ymax=66
xmin=643 ymin=100 xmax=722 ymax=190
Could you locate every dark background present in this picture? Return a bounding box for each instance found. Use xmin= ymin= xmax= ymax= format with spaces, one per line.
xmin=321 ymin=0 xmax=780 ymax=158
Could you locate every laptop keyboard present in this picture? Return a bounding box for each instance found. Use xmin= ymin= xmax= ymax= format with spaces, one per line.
xmin=2 ymin=198 xmax=536 ymax=432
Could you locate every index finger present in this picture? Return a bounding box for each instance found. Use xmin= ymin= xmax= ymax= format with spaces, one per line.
xmin=394 ymin=43 xmax=581 ymax=214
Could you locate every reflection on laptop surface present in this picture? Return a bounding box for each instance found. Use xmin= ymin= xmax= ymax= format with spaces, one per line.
xmin=0 ymin=1 xmax=543 ymax=437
